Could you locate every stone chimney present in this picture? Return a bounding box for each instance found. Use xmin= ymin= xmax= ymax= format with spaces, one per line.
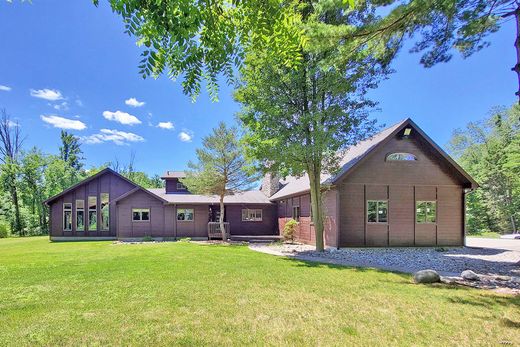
xmin=260 ymin=173 xmax=280 ymax=197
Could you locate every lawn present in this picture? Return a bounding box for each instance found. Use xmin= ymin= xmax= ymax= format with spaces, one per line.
xmin=0 ymin=238 xmax=519 ymax=346
xmin=468 ymin=231 xmax=502 ymax=239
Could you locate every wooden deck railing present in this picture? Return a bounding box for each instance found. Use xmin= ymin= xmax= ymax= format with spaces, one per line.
xmin=208 ymin=222 xmax=230 ymax=240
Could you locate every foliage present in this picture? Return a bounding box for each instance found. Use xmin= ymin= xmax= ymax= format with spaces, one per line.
xmin=448 ymin=104 xmax=520 ymax=233
xmin=0 ymin=220 xmax=9 ymax=238
xmin=142 ymin=235 xmax=153 ymax=242
xmin=283 ymin=219 xmax=298 ymax=242
xmin=94 ymin=0 xmax=308 ymax=100
xmin=354 ymin=0 xmax=520 ymax=100
xmin=181 ymin=122 xmax=256 ymax=240
xmin=59 ymin=130 xmax=84 ymax=172
xmin=0 ymin=237 xmax=519 ymax=345
xmin=236 ymin=1 xmax=390 ymax=251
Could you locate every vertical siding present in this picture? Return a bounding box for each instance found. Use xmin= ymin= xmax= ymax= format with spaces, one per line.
xmin=340 ymin=184 xmax=365 ymax=246
xmin=437 ymin=186 xmax=463 ymax=246
xmin=388 ymin=185 xmax=414 ymax=246
xmin=226 ymin=204 xmax=277 ymax=236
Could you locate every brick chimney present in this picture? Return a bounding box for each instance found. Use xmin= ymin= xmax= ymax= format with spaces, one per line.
xmin=260 ymin=173 xmax=280 ymax=197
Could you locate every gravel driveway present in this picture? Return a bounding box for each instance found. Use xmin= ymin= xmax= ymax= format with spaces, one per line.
xmin=250 ymin=240 xmax=520 ymax=278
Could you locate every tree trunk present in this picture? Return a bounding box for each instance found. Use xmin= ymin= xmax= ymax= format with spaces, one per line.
xmin=308 ymin=167 xmax=324 ymax=252
xmin=11 ymin=184 xmax=22 ymax=236
xmin=219 ymin=195 xmax=226 ymax=241
xmin=511 ymin=215 xmax=518 ymax=234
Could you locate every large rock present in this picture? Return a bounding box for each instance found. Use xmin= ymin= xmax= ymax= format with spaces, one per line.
xmin=461 ymin=270 xmax=479 ymax=281
xmin=413 ymin=270 xmax=440 ymax=284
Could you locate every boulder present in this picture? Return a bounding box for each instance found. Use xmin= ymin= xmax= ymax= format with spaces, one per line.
xmin=461 ymin=270 xmax=479 ymax=281
xmin=413 ymin=269 xmax=440 ymax=284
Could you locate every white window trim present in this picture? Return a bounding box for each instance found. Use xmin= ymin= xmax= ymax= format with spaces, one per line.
xmin=177 ymin=208 xmax=194 ymax=222
xmin=242 ymin=208 xmax=263 ymax=222
xmin=63 ymin=203 xmax=72 ymax=231
xmin=416 ymin=200 xmax=437 ymax=224
xmin=386 ymin=152 xmax=417 ymax=161
xmin=367 ymin=200 xmax=388 ymax=224
xmin=132 ymin=208 xmax=150 ymax=222
xmin=76 ymin=200 xmax=85 ymax=231
xmin=291 ymin=206 xmax=300 ymax=222
xmin=100 ymin=193 xmax=110 ymax=231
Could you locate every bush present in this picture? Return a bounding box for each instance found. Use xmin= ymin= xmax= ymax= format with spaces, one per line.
xmin=0 ymin=221 xmax=10 ymax=238
xmin=142 ymin=235 xmax=153 ymax=242
xmin=283 ymin=219 xmax=298 ymax=242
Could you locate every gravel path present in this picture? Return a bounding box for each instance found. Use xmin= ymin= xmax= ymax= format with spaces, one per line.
xmin=250 ymin=243 xmax=520 ymax=291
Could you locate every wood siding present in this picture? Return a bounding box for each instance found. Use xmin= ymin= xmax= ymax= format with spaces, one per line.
xmin=225 ymin=205 xmax=278 ymax=236
xmin=49 ymin=171 xmax=136 ymax=237
xmin=337 ymin=133 xmax=466 ymax=247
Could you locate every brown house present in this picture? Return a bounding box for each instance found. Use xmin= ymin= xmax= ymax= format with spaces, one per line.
xmin=45 ymin=118 xmax=477 ymax=247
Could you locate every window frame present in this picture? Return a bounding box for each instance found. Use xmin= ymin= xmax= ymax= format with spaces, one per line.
xmin=177 ymin=208 xmax=194 ymax=221
xmin=63 ymin=203 xmax=72 ymax=231
xmin=76 ymin=199 xmax=85 ymax=231
xmin=366 ymin=200 xmax=388 ymax=224
xmin=386 ymin=152 xmax=418 ymax=162
xmin=176 ymin=182 xmax=187 ymax=190
xmin=292 ymin=205 xmax=301 ymax=222
xmin=241 ymin=208 xmax=263 ymax=222
xmin=132 ymin=208 xmax=150 ymax=222
xmin=100 ymin=193 xmax=110 ymax=231
xmin=88 ymin=196 xmax=97 ymax=231
xmin=416 ymin=200 xmax=437 ymax=224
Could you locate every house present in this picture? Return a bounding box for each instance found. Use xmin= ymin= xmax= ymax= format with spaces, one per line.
xmin=45 ymin=118 xmax=477 ymax=247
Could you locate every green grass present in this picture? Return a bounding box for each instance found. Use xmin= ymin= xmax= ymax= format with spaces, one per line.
xmin=468 ymin=231 xmax=502 ymax=239
xmin=0 ymin=237 xmax=519 ymax=346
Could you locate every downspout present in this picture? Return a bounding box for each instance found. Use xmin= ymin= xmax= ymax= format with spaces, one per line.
xmin=173 ymin=204 xmax=177 ymax=240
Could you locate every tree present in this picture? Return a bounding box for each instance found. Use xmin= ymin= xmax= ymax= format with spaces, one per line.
xmin=448 ymin=105 xmax=519 ymax=233
xmin=0 ymin=109 xmax=24 ymax=235
xmin=59 ymin=130 xmax=84 ymax=172
xmin=236 ymin=2 xmax=391 ymax=251
xmin=181 ymin=122 xmax=256 ymax=240
xmin=353 ymin=0 xmax=520 ymax=102
xmin=94 ymin=0 xmax=307 ymax=100
xmin=20 ymin=148 xmax=47 ymax=233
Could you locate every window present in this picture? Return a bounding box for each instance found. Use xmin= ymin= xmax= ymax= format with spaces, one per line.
xmin=292 ymin=206 xmax=301 ymax=222
xmin=76 ymin=200 xmax=85 ymax=231
xmin=386 ymin=152 xmax=417 ymax=161
xmin=367 ymin=200 xmax=388 ymax=223
xmin=100 ymin=193 xmax=109 ymax=231
xmin=177 ymin=208 xmax=194 ymax=221
xmin=88 ymin=196 xmax=97 ymax=231
xmin=242 ymin=209 xmax=263 ymax=222
xmin=132 ymin=209 xmax=150 ymax=221
xmin=63 ymin=203 xmax=72 ymax=231
xmin=416 ymin=201 xmax=436 ymax=223
xmin=177 ymin=182 xmax=187 ymax=190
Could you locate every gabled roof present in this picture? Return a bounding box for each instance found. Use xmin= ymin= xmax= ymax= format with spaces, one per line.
xmin=113 ymin=186 xmax=169 ymax=204
xmin=269 ymin=118 xmax=478 ymax=200
xmin=161 ymin=171 xmax=186 ymax=179
xmin=43 ymin=168 xmax=139 ymax=205
xmin=147 ymin=189 xmax=273 ymax=205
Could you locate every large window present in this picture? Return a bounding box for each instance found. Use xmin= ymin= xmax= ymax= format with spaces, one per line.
xmin=416 ymin=201 xmax=436 ymax=223
xmin=386 ymin=152 xmax=417 ymax=161
xmin=63 ymin=203 xmax=72 ymax=231
xmin=132 ymin=208 xmax=150 ymax=221
xmin=292 ymin=206 xmax=301 ymax=222
xmin=101 ymin=193 xmax=109 ymax=231
xmin=367 ymin=200 xmax=388 ymax=223
xmin=177 ymin=182 xmax=187 ymax=190
xmin=88 ymin=196 xmax=97 ymax=231
xmin=76 ymin=200 xmax=85 ymax=231
xmin=177 ymin=208 xmax=194 ymax=221
xmin=242 ymin=209 xmax=263 ymax=222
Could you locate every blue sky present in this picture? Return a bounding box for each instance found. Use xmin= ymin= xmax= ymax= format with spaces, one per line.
xmin=0 ymin=1 xmax=516 ymax=176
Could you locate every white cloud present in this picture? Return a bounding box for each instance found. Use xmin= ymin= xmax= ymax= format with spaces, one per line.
xmin=53 ymin=101 xmax=69 ymax=111
xmin=102 ymin=110 xmax=141 ymax=125
xmin=7 ymin=120 xmax=19 ymax=127
xmin=125 ymin=97 xmax=145 ymax=107
xmin=178 ymin=129 xmax=194 ymax=142
xmin=81 ymin=129 xmax=144 ymax=146
xmin=30 ymin=88 xmax=63 ymax=101
xmin=157 ymin=121 xmax=174 ymax=130
xmin=41 ymin=115 xmax=87 ymax=130
xmin=0 ymin=85 xmax=11 ymax=92
xmin=75 ymin=99 xmax=83 ymax=107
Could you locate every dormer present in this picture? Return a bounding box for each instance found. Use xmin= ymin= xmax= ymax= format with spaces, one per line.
xmin=161 ymin=171 xmax=190 ymax=194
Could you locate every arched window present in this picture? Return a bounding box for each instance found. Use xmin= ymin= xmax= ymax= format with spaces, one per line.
xmin=386 ymin=152 xmax=417 ymax=161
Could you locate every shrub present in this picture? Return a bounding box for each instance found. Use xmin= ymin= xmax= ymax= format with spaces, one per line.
xmin=142 ymin=235 xmax=153 ymax=242
xmin=283 ymin=219 xmax=298 ymax=242
xmin=178 ymin=237 xmax=192 ymax=242
xmin=0 ymin=221 xmax=10 ymax=238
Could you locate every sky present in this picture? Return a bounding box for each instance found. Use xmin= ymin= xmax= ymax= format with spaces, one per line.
xmin=0 ymin=1 xmax=517 ymax=176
